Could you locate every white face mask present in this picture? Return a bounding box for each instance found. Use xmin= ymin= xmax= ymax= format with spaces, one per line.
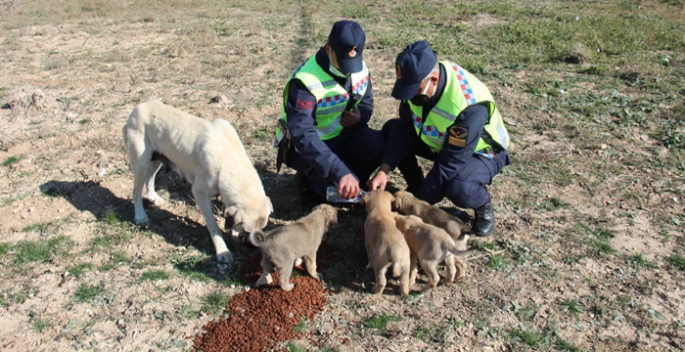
xmin=328 ymin=49 xmax=348 ymax=78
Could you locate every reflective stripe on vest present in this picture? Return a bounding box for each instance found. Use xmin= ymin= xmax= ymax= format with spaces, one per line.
xmin=277 ymin=56 xmax=369 ymax=144
xmin=410 ymin=60 xmax=510 ymax=153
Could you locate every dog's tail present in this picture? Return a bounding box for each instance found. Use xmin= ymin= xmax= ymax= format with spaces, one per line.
xmin=248 ymin=229 xmax=266 ymax=248
xmin=392 ymin=261 xmax=402 ymax=278
xmin=444 ymin=241 xmax=477 ymax=258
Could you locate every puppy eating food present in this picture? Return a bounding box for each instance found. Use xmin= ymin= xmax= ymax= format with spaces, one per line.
xmin=361 ymin=190 xmax=411 ymax=295
xmin=393 ymin=191 xmax=470 ymax=250
xmin=249 ymin=204 xmax=338 ymax=291
xmin=394 ymin=214 xmax=472 ymax=291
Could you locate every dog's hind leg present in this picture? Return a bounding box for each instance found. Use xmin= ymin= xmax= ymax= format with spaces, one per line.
xmin=372 ymin=262 xmax=390 ymax=295
xmin=443 ymin=254 xmax=457 ymax=284
xmin=278 ymin=264 xmax=295 ymax=291
xmin=303 ymin=253 xmax=320 ymax=280
xmin=256 ymin=257 xmax=275 ymax=287
xmin=408 ymin=252 xmax=419 ymax=286
xmin=419 ymin=259 xmax=441 ymax=292
xmin=144 ymin=160 xmax=164 ymax=205
xmin=192 ymin=185 xmax=233 ymax=264
xmin=123 ymin=127 xmax=152 ymax=225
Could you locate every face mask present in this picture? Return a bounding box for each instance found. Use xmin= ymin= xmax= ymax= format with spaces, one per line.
xmin=410 ymin=80 xmax=431 ymax=106
xmin=328 ymin=49 xmax=348 ymax=78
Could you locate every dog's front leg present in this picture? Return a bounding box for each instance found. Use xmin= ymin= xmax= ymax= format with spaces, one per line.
xmin=192 ymin=186 xmax=233 ymax=264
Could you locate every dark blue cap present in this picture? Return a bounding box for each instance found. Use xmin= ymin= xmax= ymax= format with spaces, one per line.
xmin=392 ymin=40 xmax=437 ymax=100
xmin=328 ymin=20 xmax=365 ymax=74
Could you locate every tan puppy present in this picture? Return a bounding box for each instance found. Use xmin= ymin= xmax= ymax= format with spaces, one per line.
xmin=393 ymin=191 xmax=469 ymax=250
xmin=123 ymin=100 xmax=273 ymax=264
xmin=394 ymin=214 xmax=471 ymax=291
xmin=248 ymin=204 xmax=338 ymax=291
xmin=361 ymin=190 xmax=411 ymax=295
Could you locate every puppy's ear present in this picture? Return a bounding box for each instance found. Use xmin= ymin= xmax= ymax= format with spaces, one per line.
xmin=267 ymin=197 xmax=274 ymax=214
xmin=361 ymin=193 xmax=369 ymax=206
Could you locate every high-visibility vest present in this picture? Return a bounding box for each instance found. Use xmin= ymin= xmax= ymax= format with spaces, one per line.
xmin=409 ymin=60 xmax=510 ymax=154
xmin=276 ymin=55 xmax=369 ymax=144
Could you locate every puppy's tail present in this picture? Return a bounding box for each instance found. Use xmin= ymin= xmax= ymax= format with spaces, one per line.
xmin=248 ymin=229 xmax=266 ymax=248
xmin=444 ymin=242 xmax=477 ymax=258
xmin=392 ymin=261 xmax=403 ymax=278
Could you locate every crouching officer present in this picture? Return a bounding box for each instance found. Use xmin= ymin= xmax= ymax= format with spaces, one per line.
xmin=276 ymin=20 xmax=384 ymax=208
xmin=369 ymin=40 xmax=511 ymax=237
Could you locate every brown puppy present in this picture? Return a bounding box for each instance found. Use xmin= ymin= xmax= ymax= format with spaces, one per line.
xmin=393 ymin=191 xmax=470 ymax=251
xmin=394 ymin=214 xmax=471 ymax=291
xmin=248 ymin=204 xmax=338 ymax=291
xmin=361 ymin=190 xmax=411 ymax=295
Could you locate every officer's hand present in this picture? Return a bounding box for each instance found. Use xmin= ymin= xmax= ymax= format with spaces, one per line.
xmin=338 ymin=174 xmax=360 ymax=199
xmin=341 ymin=106 xmax=361 ymax=128
xmin=368 ymin=171 xmax=387 ymax=191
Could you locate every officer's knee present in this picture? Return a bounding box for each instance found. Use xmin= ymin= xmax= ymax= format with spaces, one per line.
xmin=382 ymin=118 xmax=399 ymax=138
xmin=445 ymin=179 xmax=485 ymax=209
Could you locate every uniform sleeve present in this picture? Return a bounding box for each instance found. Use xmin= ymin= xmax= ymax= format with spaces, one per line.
xmin=381 ymin=102 xmax=419 ymax=170
xmin=416 ymin=103 xmax=489 ymax=204
xmin=286 ymin=79 xmax=353 ymax=181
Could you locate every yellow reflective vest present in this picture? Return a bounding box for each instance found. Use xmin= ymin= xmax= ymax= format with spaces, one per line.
xmin=276 ymin=55 xmax=369 ymax=144
xmin=409 ymin=60 xmax=510 ymax=154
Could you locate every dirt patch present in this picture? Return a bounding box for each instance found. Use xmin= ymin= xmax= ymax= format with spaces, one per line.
xmin=3 ymin=86 xmax=60 ymax=115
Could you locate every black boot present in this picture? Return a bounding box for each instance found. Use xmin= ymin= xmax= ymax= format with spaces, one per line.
xmin=472 ymin=193 xmax=494 ymax=237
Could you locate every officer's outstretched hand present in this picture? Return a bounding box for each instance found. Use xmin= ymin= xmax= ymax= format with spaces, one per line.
xmin=341 ymin=106 xmax=361 ymax=128
xmin=338 ymin=174 xmax=361 ymax=199
xmin=368 ymin=163 xmax=391 ymax=191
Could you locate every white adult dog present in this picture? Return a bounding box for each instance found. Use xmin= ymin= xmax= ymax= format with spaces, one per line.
xmin=122 ymin=99 xmax=273 ymax=264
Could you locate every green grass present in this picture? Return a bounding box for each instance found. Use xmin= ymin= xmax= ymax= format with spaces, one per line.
xmin=13 ymin=236 xmax=73 ymax=264
xmin=169 ymin=252 xmax=214 ymax=282
xmin=103 ymin=210 xmax=123 ymax=226
xmin=510 ymin=327 xmax=543 ymax=347
xmin=2 ymin=154 xmax=25 ymax=167
xmin=201 ymin=291 xmax=228 ymax=314
xmin=666 ymin=254 xmax=685 ymax=271
xmin=485 ymin=254 xmax=509 ymax=270
xmin=139 ymin=270 xmax=171 ymax=281
xmin=73 ymin=283 xmax=106 ymax=303
xmin=22 ymin=222 xmax=51 ymax=233
xmin=286 ymin=344 xmax=306 ymax=352
xmin=626 ymin=253 xmax=658 ymax=270
xmin=68 ymin=263 xmax=93 ymax=278
xmin=415 ymin=323 xmax=447 ymax=344
xmin=1 ymin=288 xmax=29 ymax=307
xmin=0 ymin=242 xmax=10 ymax=256
xmin=362 ymin=314 xmax=400 ymax=334
xmin=560 ymin=299 xmax=583 ymax=314
xmin=100 ymin=252 xmax=130 ymax=271
xmin=293 ymin=318 xmax=307 ymax=333
xmin=32 ymin=317 xmax=52 ymax=333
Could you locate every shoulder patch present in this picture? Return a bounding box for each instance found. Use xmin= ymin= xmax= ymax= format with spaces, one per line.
xmin=448 ymin=125 xmax=468 ymax=148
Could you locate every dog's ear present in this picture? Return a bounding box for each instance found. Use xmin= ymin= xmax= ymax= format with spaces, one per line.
xmin=267 ymin=197 xmax=273 ymax=214
xmin=224 ymin=205 xmax=243 ymax=227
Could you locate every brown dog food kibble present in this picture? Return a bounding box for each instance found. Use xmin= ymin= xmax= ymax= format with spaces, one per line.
xmin=193 ymin=255 xmax=328 ymax=352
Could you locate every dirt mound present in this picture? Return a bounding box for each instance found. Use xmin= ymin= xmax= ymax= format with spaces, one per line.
xmin=193 ymin=255 xmax=328 ymax=352
xmin=3 ymin=86 xmax=59 ymax=115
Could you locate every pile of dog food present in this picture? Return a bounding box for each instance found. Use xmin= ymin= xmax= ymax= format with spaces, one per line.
xmin=193 ymin=256 xmax=328 ymax=351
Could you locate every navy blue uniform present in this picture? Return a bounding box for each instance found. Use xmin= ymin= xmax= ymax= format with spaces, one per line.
xmin=284 ymin=47 xmax=384 ymax=199
xmin=381 ymin=64 xmax=510 ymax=209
